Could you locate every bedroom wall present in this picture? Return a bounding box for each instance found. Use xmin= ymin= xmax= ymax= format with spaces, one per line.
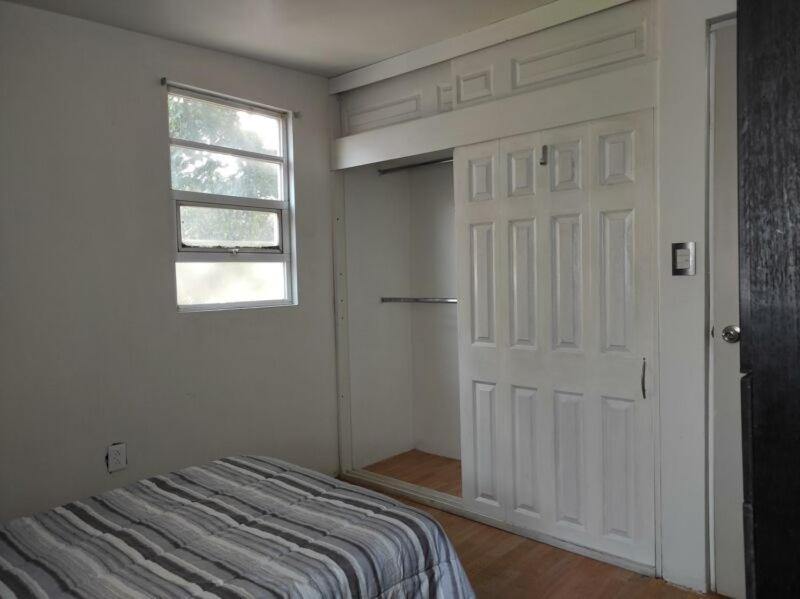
xmin=409 ymin=163 xmax=460 ymax=460
xmin=0 ymin=1 xmax=339 ymax=521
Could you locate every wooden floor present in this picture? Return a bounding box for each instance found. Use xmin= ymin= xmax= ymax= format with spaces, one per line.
xmin=364 ymin=449 xmax=462 ymax=496
xmin=393 ymin=495 xmax=712 ymax=599
xmin=359 ymin=449 xmax=716 ymax=598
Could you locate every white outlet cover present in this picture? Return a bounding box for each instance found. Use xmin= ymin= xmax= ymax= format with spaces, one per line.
xmin=107 ymin=442 xmax=127 ymax=473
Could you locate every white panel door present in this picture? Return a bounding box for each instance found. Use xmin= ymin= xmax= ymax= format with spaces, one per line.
xmin=455 ymin=111 xmax=656 ymax=566
xmin=455 ymin=140 xmax=507 ymax=521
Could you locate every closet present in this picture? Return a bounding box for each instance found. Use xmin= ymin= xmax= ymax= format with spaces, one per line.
xmin=339 ymin=109 xmax=657 ymax=570
xmin=455 ymin=111 xmax=655 ymax=567
xmin=343 ymin=154 xmax=462 ymax=498
xmin=333 ymin=0 xmax=659 ymax=573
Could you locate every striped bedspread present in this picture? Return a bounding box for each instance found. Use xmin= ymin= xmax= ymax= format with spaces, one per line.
xmin=0 ymin=456 xmax=474 ymax=599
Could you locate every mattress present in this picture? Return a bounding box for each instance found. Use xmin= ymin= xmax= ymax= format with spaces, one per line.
xmin=0 ymin=456 xmax=474 ymax=599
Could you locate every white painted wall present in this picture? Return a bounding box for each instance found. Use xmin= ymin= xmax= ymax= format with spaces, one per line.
xmin=409 ymin=163 xmax=459 ymax=460
xmin=345 ymin=162 xmax=460 ymax=467
xmin=656 ymin=0 xmax=736 ymax=590
xmin=344 ymin=167 xmax=415 ymax=468
xmin=0 ymin=1 xmax=339 ymax=522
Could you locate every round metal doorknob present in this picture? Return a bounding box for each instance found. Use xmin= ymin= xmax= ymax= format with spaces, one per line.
xmin=721 ymin=325 xmax=741 ymax=343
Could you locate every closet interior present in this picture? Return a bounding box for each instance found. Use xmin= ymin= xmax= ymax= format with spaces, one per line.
xmin=343 ymin=151 xmax=461 ymax=497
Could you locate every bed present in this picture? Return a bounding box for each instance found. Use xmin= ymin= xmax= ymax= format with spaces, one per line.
xmin=0 ymin=456 xmax=474 ymax=598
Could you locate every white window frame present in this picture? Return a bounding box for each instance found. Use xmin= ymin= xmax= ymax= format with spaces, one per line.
xmin=166 ymin=84 xmax=297 ymax=311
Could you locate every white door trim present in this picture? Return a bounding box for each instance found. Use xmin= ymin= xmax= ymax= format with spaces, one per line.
xmin=707 ymin=15 xmax=744 ymax=599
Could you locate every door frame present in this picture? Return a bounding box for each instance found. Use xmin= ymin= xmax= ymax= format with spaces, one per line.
xmin=706 ymin=15 xmax=742 ymax=596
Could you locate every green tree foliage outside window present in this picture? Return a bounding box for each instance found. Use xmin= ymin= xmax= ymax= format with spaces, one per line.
xmin=168 ymin=94 xmax=283 ymax=249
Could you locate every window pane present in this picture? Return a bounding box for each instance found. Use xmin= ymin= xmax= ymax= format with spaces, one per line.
xmin=168 ymin=93 xmax=281 ymax=156
xmin=179 ymin=205 xmax=280 ymax=250
xmin=170 ymin=145 xmax=281 ymax=200
xmin=176 ymin=262 xmax=287 ymax=306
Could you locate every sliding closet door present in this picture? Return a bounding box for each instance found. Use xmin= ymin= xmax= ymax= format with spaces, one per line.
xmin=455 ymin=111 xmax=656 ymax=566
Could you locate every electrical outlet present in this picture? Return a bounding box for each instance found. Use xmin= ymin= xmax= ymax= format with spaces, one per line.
xmin=106 ymin=442 xmax=127 ymax=473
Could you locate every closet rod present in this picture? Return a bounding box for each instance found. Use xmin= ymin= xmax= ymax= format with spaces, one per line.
xmin=377 ymin=157 xmax=453 ymax=175
xmin=381 ymin=297 xmax=457 ymax=304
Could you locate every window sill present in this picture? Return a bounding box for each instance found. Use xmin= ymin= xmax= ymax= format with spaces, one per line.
xmin=177 ymin=298 xmax=298 ymax=313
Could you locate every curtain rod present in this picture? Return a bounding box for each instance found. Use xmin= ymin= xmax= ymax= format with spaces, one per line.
xmin=160 ymin=77 xmax=299 ymax=118
xmin=377 ymin=157 xmax=453 ymax=176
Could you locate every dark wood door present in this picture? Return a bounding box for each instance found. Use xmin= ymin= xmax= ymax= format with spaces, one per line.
xmin=739 ymin=1 xmax=800 ymax=596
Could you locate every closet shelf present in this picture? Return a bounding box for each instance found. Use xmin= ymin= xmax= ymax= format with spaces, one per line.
xmin=380 ymin=297 xmax=457 ymax=304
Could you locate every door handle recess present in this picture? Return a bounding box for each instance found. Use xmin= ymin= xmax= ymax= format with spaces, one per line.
xmin=722 ymin=325 xmax=741 ymax=344
xmin=641 ymin=357 xmax=647 ymax=399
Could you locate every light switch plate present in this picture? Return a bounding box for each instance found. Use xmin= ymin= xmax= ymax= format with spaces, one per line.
xmin=107 ymin=442 xmax=127 ymax=473
xmin=671 ymin=242 xmax=696 ymax=276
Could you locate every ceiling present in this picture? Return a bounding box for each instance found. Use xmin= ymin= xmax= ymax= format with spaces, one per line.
xmin=9 ymin=0 xmax=557 ymax=77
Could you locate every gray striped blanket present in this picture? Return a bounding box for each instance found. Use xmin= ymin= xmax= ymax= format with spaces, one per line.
xmin=0 ymin=456 xmax=474 ymax=599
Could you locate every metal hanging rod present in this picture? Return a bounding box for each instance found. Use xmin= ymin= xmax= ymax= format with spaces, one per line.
xmin=377 ymin=157 xmax=453 ymax=176
xmin=381 ymin=297 xmax=457 ymax=304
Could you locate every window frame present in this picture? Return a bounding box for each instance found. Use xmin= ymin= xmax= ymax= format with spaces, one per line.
xmin=166 ymin=84 xmax=297 ymax=311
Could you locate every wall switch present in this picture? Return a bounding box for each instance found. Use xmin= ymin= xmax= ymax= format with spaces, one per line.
xmin=671 ymin=241 xmax=696 ymax=276
xmin=106 ymin=442 xmax=127 ymax=473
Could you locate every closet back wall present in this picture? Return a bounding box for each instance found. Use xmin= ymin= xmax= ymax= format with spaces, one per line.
xmin=410 ymin=164 xmax=459 ymax=460
xmin=0 ymin=0 xmax=338 ymax=521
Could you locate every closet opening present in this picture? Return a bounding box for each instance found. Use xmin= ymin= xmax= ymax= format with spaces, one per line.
xmin=342 ymin=149 xmax=461 ymax=498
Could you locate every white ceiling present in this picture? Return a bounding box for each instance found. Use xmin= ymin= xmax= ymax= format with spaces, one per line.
xmin=8 ymin=0 xmax=557 ymax=77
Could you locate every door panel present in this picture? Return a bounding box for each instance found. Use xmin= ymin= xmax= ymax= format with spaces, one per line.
xmin=602 ymin=396 xmax=635 ymax=539
xmin=473 ymin=381 xmax=500 ymax=506
xmin=470 ymin=223 xmax=495 ymax=344
xmin=455 ymin=111 xmax=655 ymax=566
xmin=511 ymin=385 xmax=540 ymax=516
xmin=555 ymin=390 xmax=586 ymax=528
xmin=552 ymin=214 xmax=583 ymax=350
xmin=509 ymin=219 xmax=537 ymax=348
xmin=456 ymin=140 xmax=507 ymax=521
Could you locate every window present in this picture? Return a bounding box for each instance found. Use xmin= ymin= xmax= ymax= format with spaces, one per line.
xmin=167 ymin=87 xmax=295 ymax=309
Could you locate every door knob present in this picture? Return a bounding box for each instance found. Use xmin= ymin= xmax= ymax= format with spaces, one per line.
xmin=721 ymin=325 xmax=741 ymax=343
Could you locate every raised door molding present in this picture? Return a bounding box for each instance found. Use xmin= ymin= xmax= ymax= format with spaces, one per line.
xmin=473 ymin=381 xmax=501 ymax=506
xmin=512 ymin=22 xmax=646 ymax=91
xmin=551 ymin=214 xmax=583 ymax=350
xmin=599 ymin=130 xmax=636 ymax=185
xmin=602 ymin=396 xmax=636 ymax=540
xmin=509 ymin=219 xmax=538 ymax=348
xmin=511 ymin=386 xmax=541 ymax=518
xmin=555 ymin=390 xmax=586 ymax=528
xmin=334 ymin=0 xmax=655 ymax=145
xmin=550 ymin=141 xmax=582 ymax=192
xmin=457 ymin=69 xmax=494 ymax=105
xmin=329 ymin=0 xmax=633 ymax=93
xmin=470 ymin=223 xmax=496 ymax=345
xmin=599 ymin=210 xmax=634 ymax=353
xmin=344 ymin=94 xmax=422 ymax=134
